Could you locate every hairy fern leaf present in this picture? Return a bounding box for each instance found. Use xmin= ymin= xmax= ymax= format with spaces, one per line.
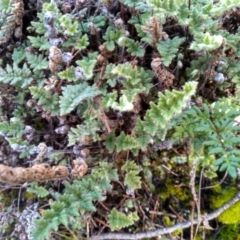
xmin=26 ymin=53 xmax=48 ymax=71
xmin=29 ymin=87 xmax=60 ymax=115
xmin=68 ymin=119 xmax=100 ymax=146
xmin=58 ymin=66 xmax=77 ymax=82
xmin=0 ymin=118 xmax=24 ymax=137
xmin=28 ymin=36 xmax=51 ymax=50
xmin=108 ymin=208 xmax=139 ymax=231
xmin=157 ymin=37 xmax=185 ymax=67
xmin=115 ymin=132 xmax=139 ymax=152
xmin=0 ymin=63 xmax=33 ymax=88
xmin=59 ymin=82 xmax=101 ymax=115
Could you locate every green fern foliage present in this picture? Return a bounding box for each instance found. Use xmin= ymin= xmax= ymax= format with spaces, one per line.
xmin=12 ymin=46 xmax=26 ymax=65
xmin=115 ymin=132 xmax=139 ymax=152
xmin=32 ymin=162 xmax=118 ymax=240
xmin=146 ymin=0 xmax=181 ymax=15
xmin=28 ymin=36 xmax=51 ymax=50
xmin=58 ymin=66 xmax=77 ymax=82
xmin=68 ymin=118 xmax=101 ymax=146
xmin=27 ymin=182 xmax=49 ymax=198
xmin=212 ymin=0 xmax=240 ymax=15
xmin=141 ymin=81 xmax=197 ymax=136
xmin=190 ymin=32 xmax=223 ymax=52
xmin=174 ymin=101 xmax=240 ymax=178
xmin=29 ymin=87 xmax=60 ymax=116
xmin=0 ymin=0 xmax=11 ymax=11
xmin=104 ymin=131 xmax=116 ymax=153
xmin=76 ymin=52 xmax=97 ymax=80
xmin=125 ymin=39 xmax=145 ymax=57
xmin=111 ymin=94 xmax=134 ymax=112
xmin=59 ymin=82 xmax=101 ymax=115
xmin=26 ymin=53 xmax=48 ymax=71
xmin=0 ymin=63 xmax=33 ymax=88
xmin=2 ymin=0 xmax=240 ymax=238
xmin=102 ymin=63 xmax=153 ymax=112
xmin=103 ymin=27 xmax=125 ymax=51
xmin=59 ymin=15 xmax=79 ymax=36
xmin=104 ymin=82 xmax=197 ymax=153
xmin=32 ymin=203 xmax=68 ymax=240
xmin=157 ymin=37 xmax=185 ymax=67
xmin=0 ymin=118 xmax=24 ymax=138
xmin=108 ymin=208 xmax=139 ymax=231
xmin=122 ymin=160 xmax=142 ymax=190
xmin=120 ymin=0 xmax=140 ymax=8
xmin=76 ymin=34 xmax=89 ymax=50
xmin=111 ymin=63 xmax=153 ymax=101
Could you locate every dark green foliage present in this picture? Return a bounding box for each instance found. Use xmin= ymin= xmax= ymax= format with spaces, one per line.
xmin=0 ymin=118 xmax=24 ymax=138
xmin=125 ymin=39 xmax=145 ymax=57
xmin=108 ymin=208 xmax=139 ymax=231
xmin=174 ymin=102 xmax=240 ymax=178
xmin=59 ymin=82 xmax=101 ymax=115
xmin=1 ymin=0 xmax=240 ymax=238
xmin=104 ymin=131 xmax=116 ymax=153
xmin=122 ymin=160 xmax=142 ymax=190
xmin=156 ymin=37 xmax=185 ymax=66
xmin=0 ymin=63 xmax=33 ymax=88
xmin=29 ymin=87 xmax=60 ymax=116
xmin=28 ymin=36 xmax=51 ymax=50
xmin=32 ymin=162 xmax=118 ymax=240
xmin=27 ymin=183 xmax=49 ymax=198
xmin=68 ymin=118 xmax=101 ymax=146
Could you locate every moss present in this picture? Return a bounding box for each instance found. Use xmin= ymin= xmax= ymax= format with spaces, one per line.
xmin=163 ymin=216 xmax=182 ymax=236
xmin=210 ymin=182 xmax=222 ymax=194
xmin=210 ymin=188 xmax=240 ymax=224
xmin=214 ymin=224 xmax=240 ymax=240
xmin=160 ymin=178 xmax=191 ymax=202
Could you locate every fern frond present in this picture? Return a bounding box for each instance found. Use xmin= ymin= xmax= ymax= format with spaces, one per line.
xmin=26 ymin=53 xmax=48 ymax=71
xmin=59 ymin=82 xmax=101 ymax=115
xmin=32 ymin=162 xmax=119 ymax=239
xmin=28 ymin=36 xmax=51 ymax=50
xmin=29 ymin=87 xmax=60 ymax=115
xmin=142 ymin=82 xmax=197 ymax=135
xmin=115 ymin=132 xmax=139 ymax=152
xmin=76 ymin=34 xmax=89 ymax=51
xmin=58 ymin=66 xmax=77 ymax=82
xmin=108 ymin=208 xmax=139 ymax=231
xmin=76 ymin=52 xmax=98 ymax=80
xmin=157 ymin=37 xmax=185 ymax=67
xmin=146 ymin=0 xmax=181 ymax=15
xmin=0 ymin=118 xmax=24 ymax=138
xmin=68 ymin=119 xmax=100 ymax=146
xmin=0 ymin=63 xmax=33 ymax=88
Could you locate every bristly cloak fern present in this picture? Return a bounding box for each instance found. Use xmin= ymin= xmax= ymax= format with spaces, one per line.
xmin=31 ymin=162 xmax=118 ymax=240
xmin=135 ymin=81 xmax=197 ymax=144
xmin=105 ymin=81 xmax=197 ymax=153
xmin=29 ymin=87 xmax=60 ymax=116
xmin=59 ymin=82 xmax=101 ymax=115
xmin=173 ymin=101 xmax=240 ymax=179
xmin=157 ymin=36 xmax=185 ymax=67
